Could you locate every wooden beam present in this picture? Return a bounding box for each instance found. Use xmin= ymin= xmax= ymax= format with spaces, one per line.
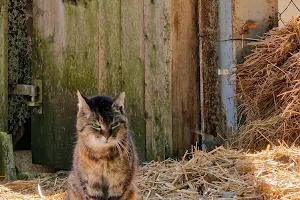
xmin=199 ymin=0 xmax=221 ymax=151
xmin=171 ymin=0 xmax=200 ymax=156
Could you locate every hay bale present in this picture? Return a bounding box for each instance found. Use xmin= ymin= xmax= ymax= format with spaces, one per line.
xmin=235 ymin=18 xmax=300 ymax=150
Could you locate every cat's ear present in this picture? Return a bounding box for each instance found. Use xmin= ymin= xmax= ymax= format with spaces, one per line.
xmin=112 ymin=92 xmax=125 ymax=113
xmin=77 ymin=90 xmax=90 ymax=113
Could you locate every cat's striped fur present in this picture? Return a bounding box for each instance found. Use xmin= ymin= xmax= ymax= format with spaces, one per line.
xmin=67 ymin=91 xmax=138 ymax=200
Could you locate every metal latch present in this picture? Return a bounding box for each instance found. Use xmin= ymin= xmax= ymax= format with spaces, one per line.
xmin=8 ymin=79 xmax=43 ymax=114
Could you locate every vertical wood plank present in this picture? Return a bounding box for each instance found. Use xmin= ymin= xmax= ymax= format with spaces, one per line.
xmin=0 ymin=0 xmax=8 ymax=132
xmin=144 ymin=0 xmax=172 ymax=160
xmin=199 ymin=0 xmax=220 ymax=149
xmin=171 ymin=0 xmax=200 ymax=156
xmin=32 ymin=0 xmax=99 ymax=169
xmin=98 ymin=0 xmax=122 ymax=96
xmin=121 ymin=0 xmax=146 ymax=161
xmin=52 ymin=0 xmax=99 ymax=168
xmin=32 ymin=0 xmax=55 ymax=167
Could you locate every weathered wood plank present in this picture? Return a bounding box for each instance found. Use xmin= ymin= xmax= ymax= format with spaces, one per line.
xmin=32 ymin=0 xmax=56 ymax=168
xmin=144 ymin=0 xmax=172 ymax=160
xmin=98 ymin=0 xmax=122 ymax=96
xmin=32 ymin=0 xmax=99 ymax=169
xmin=121 ymin=0 xmax=146 ymax=161
xmin=52 ymin=0 xmax=99 ymax=169
xmin=199 ymin=0 xmax=220 ymax=150
xmin=0 ymin=132 xmax=16 ymax=180
xmin=171 ymin=0 xmax=200 ymax=156
xmin=0 ymin=0 xmax=8 ymax=132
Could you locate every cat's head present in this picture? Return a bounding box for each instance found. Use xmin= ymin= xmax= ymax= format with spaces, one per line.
xmin=76 ymin=91 xmax=128 ymax=147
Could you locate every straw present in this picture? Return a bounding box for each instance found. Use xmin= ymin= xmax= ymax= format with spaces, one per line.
xmin=235 ymin=18 xmax=300 ymax=150
xmin=1 ymin=145 xmax=300 ymax=199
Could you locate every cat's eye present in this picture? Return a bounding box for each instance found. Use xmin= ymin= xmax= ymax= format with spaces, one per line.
xmin=91 ymin=123 xmax=101 ymax=131
xmin=110 ymin=122 xmax=120 ymax=130
xmin=109 ymin=122 xmax=120 ymax=135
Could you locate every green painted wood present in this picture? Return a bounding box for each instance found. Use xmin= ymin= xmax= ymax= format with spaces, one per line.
xmin=0 ymin=0 xmax=8 ymax=132
xmin=98 ymin=0 xmax=122 ymax=95
xmin=0 ymin=132 xmax=16 ymax=180
xmin=144 ymin=0 xmax=172 ymax=161
xmin=32 ymin=0 xmax=99 ymax=169
xmin=121 ymin=0 xmax=146 ymax=161
xmin=52 ymin=0 xmax=99 ymax=169
xmin=31 ymin=1 xmax=55 ymax=167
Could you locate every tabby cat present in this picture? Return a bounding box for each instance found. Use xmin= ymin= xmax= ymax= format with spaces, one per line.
xmin=67 ymin=91 xmax=138 ymax=200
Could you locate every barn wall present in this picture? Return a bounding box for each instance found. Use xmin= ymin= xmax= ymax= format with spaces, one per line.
xmin=31 ymin=0 xmax=201 ymax=168
xmin=2 ymin=0 xmax=284 ymax=169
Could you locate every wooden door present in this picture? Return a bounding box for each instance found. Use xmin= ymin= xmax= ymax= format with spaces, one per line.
xmin=32 ymin=0 xmax=200 ymax=169
xmin=31 ymin=0 xmax=146 ymax=169
xmin=32 ymin=0 xmax=100 ymax=169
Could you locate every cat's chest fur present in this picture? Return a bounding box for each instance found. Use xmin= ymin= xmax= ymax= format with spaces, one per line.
xmin=82 ymin=157 xmax=127 ymax=186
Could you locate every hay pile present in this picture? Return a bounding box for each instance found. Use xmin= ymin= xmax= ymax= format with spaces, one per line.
xmin=1 ymin=144 xmax=300 ymax=199
xmin=0 ymin=172 xmax=67 ymax=199
xmin=235 ymin=18 xmax=300 ymax=150
xmin=138 ymin=144 xmax=300 ymax=199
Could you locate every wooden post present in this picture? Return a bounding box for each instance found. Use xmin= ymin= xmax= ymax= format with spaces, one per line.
xmin=199 ymin=0 xmax=222 ymax=151
xmin=0 ymin=132 xmax=16 ymax=181
xmin=171 ymin=0 xmax=200 ymax=157
xmin=0 ymin=0 xmax=12 ymax=181
xmin=0 ymin=0 xmax=8 ymax=132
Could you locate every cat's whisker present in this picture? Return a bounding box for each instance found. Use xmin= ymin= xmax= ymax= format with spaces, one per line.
xmin=118 ymin=140 xmax=129 ymax=160
xmin=115 ymin=142 xmax=123 ymax=157
xmin=118 ymin=140 xmax=132 ymax=161
xmin=117 ymin=141 xmax=128 ymax=158
xmin=118 ymin=142 xmax=129 ymax=160
xmin=128 ymin=129 xmax=135 ymax=135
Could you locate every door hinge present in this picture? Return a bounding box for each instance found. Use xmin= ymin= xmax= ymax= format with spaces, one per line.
xmin=8 ymin=79 xmax=43 ymax=114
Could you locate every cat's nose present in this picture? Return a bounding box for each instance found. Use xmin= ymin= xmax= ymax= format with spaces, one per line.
xmin=104 ymin=135 xmax=109 ymax=140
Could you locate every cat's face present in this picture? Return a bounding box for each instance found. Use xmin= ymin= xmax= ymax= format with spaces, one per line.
xmin=76 ymin=91 xmax=128 ymax=148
